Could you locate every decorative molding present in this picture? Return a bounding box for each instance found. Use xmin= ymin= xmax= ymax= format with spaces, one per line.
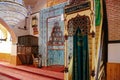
xmin=64 ymin=67 xmax=68 ymax=73
xmin=64 ymin=34 xmax=68 ymax=40
xmin=90 ymin=30 xmax=95 ymax=38
xmin=91 ymin=70 xmax=95 ymax=77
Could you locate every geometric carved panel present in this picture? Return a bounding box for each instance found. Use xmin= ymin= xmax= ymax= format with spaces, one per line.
xmin=67 ymin=14 xmax=90 ymax=36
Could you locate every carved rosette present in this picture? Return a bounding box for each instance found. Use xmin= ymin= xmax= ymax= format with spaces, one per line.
xmin=67 ymin=14 xmax=90 ymax=36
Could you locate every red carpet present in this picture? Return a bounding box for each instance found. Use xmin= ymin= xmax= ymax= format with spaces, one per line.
xmin=39 ymin=65 xmax=64 ymax=73
xmin=0 ymin=72 xmax=20 ymax=80
xmin=0 ymin=62 xmax=64 ymax=80
xmin=26 ymin=64 xmax=64 ymax=73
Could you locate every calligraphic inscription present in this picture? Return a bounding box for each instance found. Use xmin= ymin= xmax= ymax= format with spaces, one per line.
xmin=65 ymin=1 xmax=90 ymax=14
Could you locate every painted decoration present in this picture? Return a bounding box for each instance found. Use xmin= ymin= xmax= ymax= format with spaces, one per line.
xmin=47 ymin=16 xmax=64 ymax=46
xmin=47 ymin=16 xmax=64 ymax=65
xmin=39 ymin=2 xmax=67 ymax=66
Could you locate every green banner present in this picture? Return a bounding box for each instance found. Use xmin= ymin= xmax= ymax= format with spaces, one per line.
xmin=72 ymin=29 xmax=89 ymax=80
xmin=95 ymin=0 xmax=102 ymax=26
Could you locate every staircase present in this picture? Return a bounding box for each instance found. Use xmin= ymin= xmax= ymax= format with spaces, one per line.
xmin=96 ymin=27 xmax=106 ymax=80
xmin=88 ymin=26 xmax=100 ymax=77
xmin=89 ymin=25 xmax=105 ymax=80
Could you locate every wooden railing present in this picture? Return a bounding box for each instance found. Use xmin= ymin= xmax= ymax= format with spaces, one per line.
xmin=95 ymin=26 xmax=106 ymax=80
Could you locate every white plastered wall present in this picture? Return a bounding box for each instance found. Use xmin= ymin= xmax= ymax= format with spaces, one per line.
xmin=108 ymin=43 xmax=120 ymax=63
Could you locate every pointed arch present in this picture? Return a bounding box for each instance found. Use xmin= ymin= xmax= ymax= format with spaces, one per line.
xmin=0 ymin=18 xmax=17 ymax=43
xmin=67 ymin=14 xmax=90 ymax=36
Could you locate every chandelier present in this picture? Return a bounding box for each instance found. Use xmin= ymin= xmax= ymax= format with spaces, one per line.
xmin=0 ymin=0 xmax=27 ymax=26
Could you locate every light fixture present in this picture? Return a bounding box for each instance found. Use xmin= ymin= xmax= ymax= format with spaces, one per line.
xmin=0 ymin=0 xmax=27 ymax=27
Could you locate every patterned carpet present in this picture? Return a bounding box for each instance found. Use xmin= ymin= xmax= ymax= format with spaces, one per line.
xmin=0 ymin=62 xmax=64 ymax=80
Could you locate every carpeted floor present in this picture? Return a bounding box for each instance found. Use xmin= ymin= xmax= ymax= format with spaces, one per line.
xmin=39 ymin=65 xmax=64 ymax=73
xmin=0 ymin=62 xmax=64 ymax=80
xmin=0 ymin=72 xmax=20 ymax=80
